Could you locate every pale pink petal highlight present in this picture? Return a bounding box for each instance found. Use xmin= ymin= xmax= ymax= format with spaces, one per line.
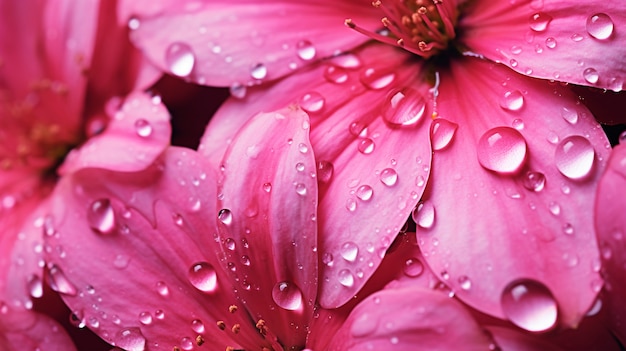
xmin=0 ymin=306 xmax=77 ymax=351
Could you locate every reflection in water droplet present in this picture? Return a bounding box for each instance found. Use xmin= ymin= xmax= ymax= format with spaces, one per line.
xmin=88 ymin=199 xmax=116 ymax=235
xmin=554 ymin=136 xmax=595 ymax=179
xmin=586 ymin=13 xmax=614 ymax=40
xmin=431 ymin=119 xmax=458 ymax=151
xmin=188 ymin=262 xmax=218 ymax=293
xmin=27 ymin=274 xmax=43 ymax=298
xmin=501 ymin=279 xmax=558 ymax=332
xmin=340 ymin=242 xmax=359 ymax=262
xmin=338 ymin=269 xmax=355 ymax=287
xmin=403 ymin=258 xmax=424 ymax=277
xmin=500 ymin=90 xmax=524 ymax=111
xmin=295 ymin=183 xmax=307 ymax=196
xmin=272 ymin=281 xmax=304 ymax=311
xmin=528 ymin=12 xmax=552 ymax=32
xmin=412 ymin=201 xmax=435 ymax=229
xmin=230 ymin=83 xmax=247 ymax=99
xmin=155 ymin=281 xmax=169 ymax=297
xmin=134 ymin=119 xmax=153 ymax=138
xmin=380 ymin=168 xmax=398 ymax=187
xmin=317 ymin=161 xmax=334 ymax=183
xmin=114 ymin=328 xmax=146 ymax=351
xmin=165 ymin=42 xmax=196 ymax=77
xmin=477 ymin=127 xmax=527 ymax=174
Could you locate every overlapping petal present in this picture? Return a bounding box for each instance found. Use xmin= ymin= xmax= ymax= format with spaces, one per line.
xmin=123 ymin=0 xmax=380 ymax=86
xmin=417 ymin=57 xmax=609 ymax=329
xmin=462 ymin=0 xmax=626 ymax=91
xmin=0 ymin=306 xmax=77 ymax=351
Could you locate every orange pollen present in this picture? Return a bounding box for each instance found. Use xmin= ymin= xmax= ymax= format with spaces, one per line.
xmin=231 ymin=324 xmax=241 ymax=334
xmin=196 ymin=335 xmax=205 ymax=346
xmin=229 ymin=305 xmax=238 ymax=313
xmin=217 ymin=321 xmax=227 ymax=330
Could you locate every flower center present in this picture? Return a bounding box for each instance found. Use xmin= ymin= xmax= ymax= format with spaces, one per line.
xmin=346 ymin=0 xmax=458 ymax=58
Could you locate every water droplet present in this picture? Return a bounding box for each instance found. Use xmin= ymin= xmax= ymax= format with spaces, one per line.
xmin=512 ymin=119 xmax=525 ymax=130
xmin=263 ymin=182 xmax=272 ymax=193
xmin=47 ymin=264 xmax=77 ymax=296
xmin=322 ymin=252 xmax=334 ymax=267
xmin=218 ymin=209 xmax=233 ymax=225
xmin=562 ymin=223 xmax=574 ymax=235
xmin=511 ymin=45 xmax=522 ymax=54
xmin=224 ymin=238 xmax=236 ymax=251
xmin=188 ymin=262 xmax=218 ymax=293
xmin=382 ymin=89 xmax=426 ymax=126
xmin=431 ymin=118 xmax=458 ymax=151
xmin=561 ymin=107 xmax=579 ymax=124
xmin=477 ymin=127 xmax=527 ymax=174
xmin=27 ymin=274 xmax=43 ymax=298
xmin=331 ymin=53 xmax=362 ymax=68
xmin=298 ymin=143 xmax=309 ymax=153
xmin=412 ymin=201 xmax=435 ymax=229
xmin=324 ymin=65 xmax=349 ymax=84
xmin=295 ymin=183 xmax=307 ymax=196
xmin=379 ymin=168 xmax=398 ymax=187
xmin=180 ymin=337 xmax=193 ymax=350
xmin=458 ymin=276 xmax=472 ymax=290
xmin=113 ymin=328 xmax=146 ymax=351
xmin=134 ymin=119 xmax=153 ymax=138
xmin=501 ymin=279 xmax=558 ymax=332
xmin=571 ymin=33 xmax=584 ymax=42
xmin=360 ymin=67 xmax=395 ymax=89
xmin=529 ymin=12 xmax=552 ymax=32
xmin=155 ymin=281 xmax=169 ymax=297
xmin=586 ymin=13 xmax=614 ymax=40
xmin=250 ymin=63 xmax=267 ymax=80
xmin=555 ymin=136 xmax=595 ymax=179
xmin=296 ymin=40 xmax=316 ymax=60
xmin=338 ymin=269 xmax=355 ymax=287
xmin=272 ymin=281 xmax=304 ymax=311
xmin=500 ymin=90 xmax=524 ymax=111
xmin=128 ymin=17 xmax=140 ymax=30
xmin=229 ymin=83 xmax=247 ymax=99
xmin=299 ymin=92 xmax=325 ymax=113
xmin=583 ymin=67 xmax=599 ymax=84
xmin=165 ymin=42 xmax=195 ymax=77
xmin=345 ymin=198 xmax=357 ymax=212
xmin=138 ymin=312 xmax=152 ymax=325
xmin=358 ymin=138 xmax=375 ymax=154
xmin=88 ymin=199 xmax=116 ymax=235
xmin=356 ymin=185 xmax=374 ymax=201
xmin=545 ymin=37 xmax=557 ymax=49
xmin=403 ymin=258 xmax=424 ymax=277
xmin=340 ymin=242 xmax=359 ymax=262
xmin=523 ymin=171 xmax=546 ymax=192
xmin=191 ymin=319 xmax=205 ymax=333
xmin=69 ymin=311 xmax=86 ymax=328
xmin=113 ymin=254 xmax=130 ymax=269
xmin=317 ymin=161 xmax=334 ymax=183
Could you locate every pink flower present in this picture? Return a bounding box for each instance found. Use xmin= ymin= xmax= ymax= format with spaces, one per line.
xmin=0 ymin=0 xmax=171 ymax=347
xmin=124 ymin=0 xmax=622 ymax=332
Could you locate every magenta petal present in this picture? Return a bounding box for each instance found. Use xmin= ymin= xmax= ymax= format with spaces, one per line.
xmin=594 ymin=142 xmax=626 ymax=344
xmin=216 ymin=107 xmax=318 ymax=347
xmin=462 ymin=0 xmax=626 ymax=91
xmin=486 ymin=326 xmax=564 ymax=351
xmin=59 ymin=92 xmax=171 ymax=174
xmin=418 ymin=58 xmax=609 ymax=329
xmin=126 ymin=1 xmax=379 ymax=86
xmin=0 ymin=306 xmax=77 ymax=351
xmin=45 ymin=148 xmax=265 ymax=350
xmin=326 ymin=287 xmax=492 ymax=350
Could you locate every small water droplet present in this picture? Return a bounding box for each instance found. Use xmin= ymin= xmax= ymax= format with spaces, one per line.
xmin=27 ymin=274 xmax=43 ymax=298
xmin=586 ymin=13 xmax=614 ymax=40
xmin=114 ymin=328 xmax=146 ymax=351
xmin=134 ymin=119 xmax=153 ymax=138
xmin=191 ymin=319 xmax=205 ymax=334
xmin=180 ymin=337 xmax=194 ymax=350
xmin=523 ymin=171 xmax=546 ymax=192
xmin=431 ymin=118 xmax=458 ymax=151
xmin=512 ymin=119 xmax=525 ymax=130
xmin=224 ymin=238 xmax=236 ymax=251
xmin=561 ymin=107 xmax=579 ymax=124
xmin=338 ymin=269 xmax=355 ymax=287
xmin=138 ymin=312 xmax=152 ymax=325
xmin=296 ymin=40 xmax=316 ymax=60
xmin=295 ymin=183 xmax=307 ymax=196
xmin=88 ymin=199 xmax=116 ymax=235
xmin=218 ymin=209 xmax=233 ymax=225
xmin=380 ymin=168 xmax=398 ymax=187
xmin=403 ymin=258 xmax=424 ymax=277
xmin=554 ymin=136 xmax=595 ymax=179
xmin=324 ymin=65 xmax=348 ymax=84
xmin=263 ymin=182 xmax=272 ymax=193
xmin=360 ymin=67 xmax=395 ymax=89
xmin=356 ymin=185 xmax=374 ymax=201
xmin=500 ymin=90 xmax=524 ymax=111
xmin=562 ymin=223 xmax=575 ymax=235
xmin=165 ymin=42 xmax=196 ymax=77
xmin=412 ymin=201 xmax=435 ymax=229
xmin=545 ymin=37 xmax=557 ymax=49
xmin=358 ymin=138 xmax=375 ymax=154
xmin=340 ymin=242 xmax=359 ymax=262
xmin=229 ymin=83 xmax=247 ymax=99
xmin=47 ymin=264 xmax=77 ymax=296
xmin=250 ymin=63 xmax=267 ymax=80
xmin=529 ymin=12 xmax=552 ymax=32
xmin=188 ymin=262 xmax=218 ymax=293
xmin=477 ymin=127 xmax=527 ymax=174
xmin=382 ymin=89 xmax=426 ymax=126
xmin=331 ymin=53 xmax=362 ymax=68
xmin=155 ymin=281 xmax=169 ymax=297
xmin=272 ymin=281 xmax=304 ymax=311
xmin=501 ymin=279 xmax=558 ymax=332
xmin=298 ymin=143 xmax=309 ymax=153
xmin=299 ymin=92 xmax=325 ymax=113
xmin=583 ymin=67 xmax=599 ymax=84
xmin=511 ymin=45 xmax=522 ymax=54
xmin=345 ymin=198 xmax=357 ymax=212
xmin=458 ymin=276 xmax=472 ymax=290
xmin=317 ymin=161 xmax=334 ymax=183
xmin=322 ymin=252 xmax=334 ymax=267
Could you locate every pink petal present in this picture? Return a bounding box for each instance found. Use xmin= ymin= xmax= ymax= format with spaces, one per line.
xmin=0 ymin=305 xmax=77 ymax=351
xmin=59 ymin=92 xmax=171 ymax=174
xmin=125 ymin=1 xmax=380 ymax=86
xmin=417 ymin=57 xmax=609 ymax=329
xmin=326 ymin=287 xmax=493 ymax=350
xmin=215 ymin=107 xmax=318 ymax=347
xmin=486 ymin=326 xmax=564 ymax=351
xmin=461 ymin=0 xmax=626 ymax=91
xmin=594 ymin=142 xmax=626 ymax=344
xmin=46 ymin=148 xmax=266 ymax=350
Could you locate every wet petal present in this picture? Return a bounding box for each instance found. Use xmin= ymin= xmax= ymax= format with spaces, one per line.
xmin=462 ymin=0 xmax=626 ymax=91
xmin=418 ymin=58 xmax=609 ymax=329
xmin=0 ymin=306 xmax=77 ymax=351
xmin=594 ymin=142 xmax=626 ymax=344
xmin=215 ymin=107 xmax=318 ymax=347
xmin=486 ymin=326 xmax=564 ymax=351
xmin=59 ymin=92 xmax=171 ymax=174
xmin=124 ymin=0 xmax=379 ymax=86
xmin=45 ymin=148 xmax=266 ymax=350
xmin=326 ymin=287 xmax=493 ymax=351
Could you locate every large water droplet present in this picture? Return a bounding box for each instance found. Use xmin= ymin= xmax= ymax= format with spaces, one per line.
xmin=299 ymin=92 xmax=325 ymax=113
xmin=360 ymin=67 xmax=395 ymax=89
xmin=528 ymin=12 xmax=552 ymax=32
xmin=431 ymin=119 xmax=458 ymax=151
xmin=218 ymin=209 xmax=233 ymax=225
xmin=114 ymin=328 xmax=146 ymax=351
xmin=272 ymin=281 xmax=304 ymax=311
xmin=296 ymin=40 xmax=316 ymax=60
xmin=165 ymin=42 xmax=195 ymax=77
xmin=500 ymin=90 xmax=524 ymax=111
xmin=382 ymin=89 xmax=426 ymax=126
xmin=340 ymin=242 xmax=359 ymax=262
xmin=356 ymin=185 xmax=374 ymax=201
xmin=412 ymin=201 xmax=435 ymax=229
xmin=477 ymin=127 xmax=527 ymax=174
xmin=501 ymin=279 xmax=558 ymax=332
xmin=554 ymin=136 xmax=595 ymax=180
xmin=403 ymin=258 xmax=424 ymax=277
xmin=134 ymin=119 xmax=153 ymax=138
xmin=188 ymin=262 xmax=218 ymax=293
xmin=586 ymin=13 xmax=614 ymax=40
xmin=379 ymin=168 xmax=398 ymax=187
xmin=88 ymin=199 xmax=116 ymax=235
xmin=47 ymin=264 xmax=77 ymax=296
xmin=338 ymin=269 xmax=355 ymax=287
xmin=317 ymin=161 xmax=334 ymax=183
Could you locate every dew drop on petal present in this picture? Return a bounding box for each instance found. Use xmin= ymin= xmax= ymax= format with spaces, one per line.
xmin=545 ymin=37 xmax=557 ymax=49
xmin=138 ymin=312 xmax=152 ymax=325
xmin=586 ymin=13 xmax=614 ymax=40
xmin=229 ymin=83 xmax=247 ymax=99
xmin=346 ymin=198 xmax=357 ymax=212
xmin=155 ymin=281 xmax=169 ymax=297
xmin=180 ymin=337 xmax=193 ymax=350
xmin=431 ymin=118 xmax=458 ymax=151
xmin=477 ymin=127 xmax=527 ymax=174
xmin=403 ymin=258 xmax=424 ymax=277
xmin=296 ymin=40 xmax=316 ymax=60
xmin=114 ymin=328 xmax=146 ymax=351
xmin=358 ymin=138 xmax=375 ymax=154
xmin=317 ymin=161 xmax=334 ymax=183
xmin=331 ymin=53 xmax=362 ymax=68
xmin=324 ymin=65 xmax=349 ymax=84
xmin=356 ymin=185 xmax=374 ymax=201
xmin=501 ymin=279 xmax=558 ymax=332
xmin=134 ymin=119 xmax=153 ymax=138
xmin=188 ymin=262 xmax=218 ymax=293
xmin=500 ymin=90 xmax=524 ymax=111
xmin=523 ymin=171 xmax=546 ymax=192
xmin=528 ymin=12 xmax=552 ymax=32
xmin=191 ymin=319 xmax=205 ymax=334
xmin=218 ymin=209 xmax=233 ymax=225
xmin=380 ymin=168 xmax=398 ymax=187
xmin=299 ymin=92 xmax=325 ymax=113
xmin=340 ymin=242 xmax=359 ymax=262
xmin=250 ymin=63 xmax=267 ymax=80
xmin=412 ymin=201 xmax=435 ymax=229
xmin=27 ymin=274 xmax=43 ymax=298
xmin=338 ymin=269 xmax=355 ymax=287
xmin=583 ymin=68 xmax=599 ymax=84
xmin=87 ymin=199 xmax=116 ymax=235
xmin=382 ymin=89 xmax=426 ymax=126
xmin=295 ymin=183 xmax=307 ymax=196
xmin=263 ymin=182 xmax=272 ymax=193
xmin=458 ymin=276 xmax=472 ymax=290
xmin=47 ymin=264 xmax=77 ymax=296
xmin=554 ymin=136 xmax=595 ymax=180
xmin=561 ymin=107 xmax=579 ymax=124
xmin=272 ymin=281 xmax=304 ymax=311
xmin=165 ymin=42 xmax=195 ymax=77
xmin=360 ymin=67 xmax=396 ymax=89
